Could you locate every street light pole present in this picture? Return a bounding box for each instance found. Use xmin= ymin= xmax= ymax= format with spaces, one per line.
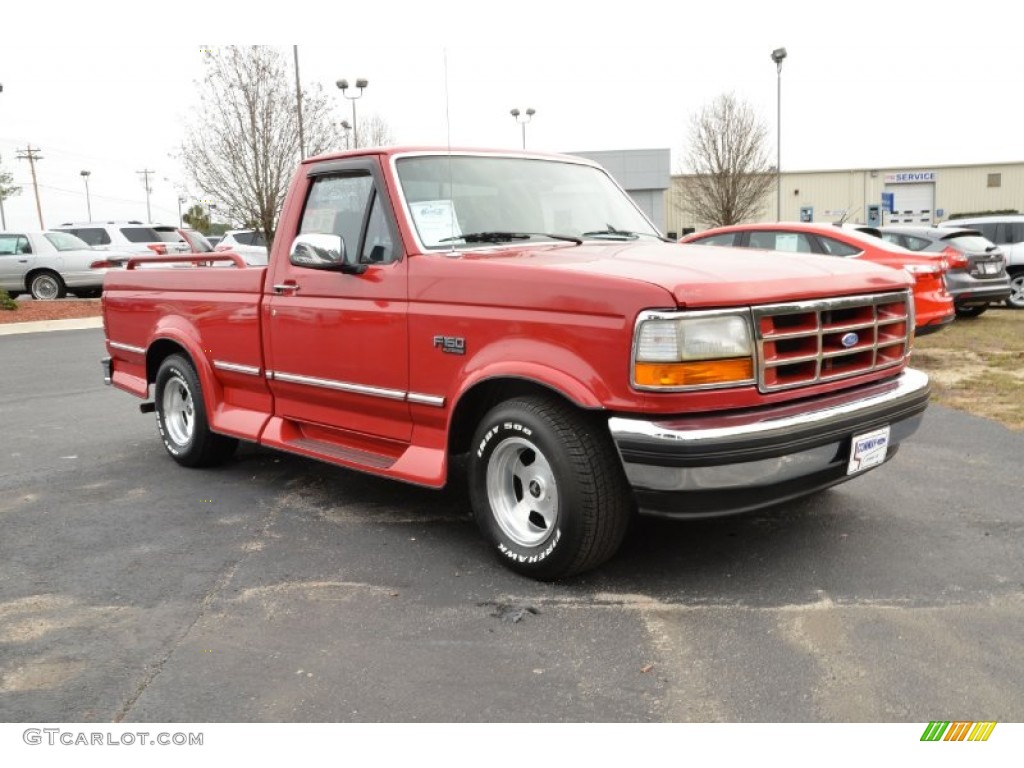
xmin=336 ymin=79 xmax=368 ymax=148
xmin=340 ymin=120 xmax=352 ymax=150
xmin=771 ymin=47 xmax=787 ymax=222
xmin=80 ymin=170 xmax=92 ymax=220
xmin=510 ymin=108 xmax=536 ymax=149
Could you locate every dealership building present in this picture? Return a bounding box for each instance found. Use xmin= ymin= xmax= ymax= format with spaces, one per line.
xmin=575 ymin=150 xmax=1024 ymax=238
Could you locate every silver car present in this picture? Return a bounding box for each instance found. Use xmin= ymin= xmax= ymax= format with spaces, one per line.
xmin=0 ymin=230 xmax=132 ymax=300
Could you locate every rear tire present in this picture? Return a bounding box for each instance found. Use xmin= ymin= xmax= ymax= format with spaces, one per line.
xmin=954 ymin=305 xmax=988 ymax=318
xmin=468 ymin=396 xmax=633 ymax=580
xmin=154 ymin=354 xmax=237 ymax=467
xmin=29 ymin=271 xmax=67 ymax=301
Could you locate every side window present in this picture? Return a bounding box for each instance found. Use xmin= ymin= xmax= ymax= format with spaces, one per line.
xmin=904 ymin=235 xmax=932 ymax=252
xmin=0 ymin=234 xmax=20 ymax=255
xmin=17 ymin=236 xmax=32 ymax=254
xmin=299 ymin=172 xmax=397 ymax=265
xmin=880 ymin=233 xmax=902 ymax=247
xmin=300 ymin=173 xmax=373 ymax=258
xmin=72 ymin=228 xmax=111 ymax=246
xmin=692 ymin=233 xmax=736 ymax=247
xmin=817 ymin=236 xmax=861 ymax=257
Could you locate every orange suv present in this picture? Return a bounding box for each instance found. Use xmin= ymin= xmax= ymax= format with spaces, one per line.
xmin=679 ymin=222 xmax=954 ymax=335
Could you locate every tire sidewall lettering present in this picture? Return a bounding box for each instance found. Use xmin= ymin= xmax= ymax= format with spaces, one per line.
xmin=156 ymin=365 xmax=192 ymax=456
xmin=497 ymin=527 xmax=562 ymax=564
xmin=476 ymin=421 xmax=533 ymax=458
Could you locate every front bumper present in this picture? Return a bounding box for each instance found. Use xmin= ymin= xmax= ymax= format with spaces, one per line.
xmin=609 ymin=368 xmax=930 ymax=518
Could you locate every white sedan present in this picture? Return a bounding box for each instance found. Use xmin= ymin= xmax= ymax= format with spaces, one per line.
xmin=0 ymin=230 xmax=133 ymax=300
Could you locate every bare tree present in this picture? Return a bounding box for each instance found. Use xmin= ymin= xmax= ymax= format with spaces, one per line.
xmin=680 ymin=93 xmax=774 ymax=227
xmin=354 ymin=112 xmax=395 ymax=148
xmin=180 ymin=46 xmax=338 ymax=250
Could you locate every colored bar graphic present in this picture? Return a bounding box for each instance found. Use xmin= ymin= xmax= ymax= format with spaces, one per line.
xmin=921 ymin=721 xmax=996 ymax=742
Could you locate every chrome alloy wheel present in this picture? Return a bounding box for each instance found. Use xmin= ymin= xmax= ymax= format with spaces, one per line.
xmin=485 ymin=436 xmax=559 ymax=548
xmin=161 ymin=373 xmax=195 ymax=447
xmin=31 ymin=273 xmax=60 ymax=300
xmin=1007 ymin=273 xmax=1024 ymax=309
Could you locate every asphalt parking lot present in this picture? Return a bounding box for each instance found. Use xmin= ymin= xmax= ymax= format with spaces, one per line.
xmin=1 ymin=327 xmax=1022 ymax=723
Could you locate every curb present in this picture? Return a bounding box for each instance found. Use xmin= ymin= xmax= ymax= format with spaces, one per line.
xmin=0 ymin=316 xmax=104 ymax=336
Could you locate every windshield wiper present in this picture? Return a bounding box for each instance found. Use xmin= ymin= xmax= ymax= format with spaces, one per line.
xmin=581 ymin=225 xmax=663 ymax=241
xmin=439 ymin=231 xmax=583 ymax=245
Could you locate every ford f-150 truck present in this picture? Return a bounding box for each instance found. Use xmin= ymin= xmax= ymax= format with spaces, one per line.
xmin=102 ymin=147 xmax=931 ymax=580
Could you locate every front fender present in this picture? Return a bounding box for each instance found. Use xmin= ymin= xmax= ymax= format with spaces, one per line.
xmin=454 ymin=338 xmax=611 ymax=409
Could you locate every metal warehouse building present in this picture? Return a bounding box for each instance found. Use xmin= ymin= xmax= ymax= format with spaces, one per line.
xmin=666 ymin=160 xmax=1024 ymax=236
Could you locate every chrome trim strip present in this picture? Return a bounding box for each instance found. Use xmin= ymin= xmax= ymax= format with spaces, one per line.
xmin=271 ymin=371 xmax=407 ymax=401
xmin=407 ymin=392 xmax=446 ymax=407
xmin=108 ymin=341 xmax=146 ymax=355
xmin=609 ymin=368 xmax=928 ymax=447
xmin=213 ymin=360 xmax=261 ymax=376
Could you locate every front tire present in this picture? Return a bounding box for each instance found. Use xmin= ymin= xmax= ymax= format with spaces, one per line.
xmin=154 ymin=354 xmax=237 ymax=467
xmin=29 ymin=271 xmax=67 ymax=300
xmin=1006 ymin=270 xmax=1024 ymax=309
xmin=468 ymin=396 xmax=633 ymax=580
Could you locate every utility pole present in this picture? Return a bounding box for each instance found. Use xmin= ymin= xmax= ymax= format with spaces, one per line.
xmin=17 ymin=145 xmax=45 ymax=229
xmin=137 ymin=169 xmax=154 ymax=222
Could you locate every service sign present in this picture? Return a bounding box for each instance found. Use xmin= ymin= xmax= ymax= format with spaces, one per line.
xmin=884 ymin=171 xmax=937 ymax=184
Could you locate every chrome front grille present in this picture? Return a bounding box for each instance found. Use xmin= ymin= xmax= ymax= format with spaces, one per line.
xmin=753 ymin=291 xmax=913 ymax=392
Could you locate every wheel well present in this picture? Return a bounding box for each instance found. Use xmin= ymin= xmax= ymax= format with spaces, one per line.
xmin=24 ymin=268 xmax=60 ymax=289
xmin=146 ymin=339 xmax=190 ymax=384
xmin=448 ymin=378 xmax=597 ymax=456
xmin=1006 ymin=265 xmax=1024 ymax=276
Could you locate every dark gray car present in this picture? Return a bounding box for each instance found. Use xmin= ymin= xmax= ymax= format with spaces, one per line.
xmin=878 ymin=226 xmax=1010 ymax=317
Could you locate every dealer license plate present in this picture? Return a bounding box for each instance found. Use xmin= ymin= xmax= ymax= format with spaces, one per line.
xmin=847 ymin=425 xmax=891 ymax=475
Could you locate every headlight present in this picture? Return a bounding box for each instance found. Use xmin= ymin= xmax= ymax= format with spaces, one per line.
xmin=633 ymin=311 xmax=755 ymax=389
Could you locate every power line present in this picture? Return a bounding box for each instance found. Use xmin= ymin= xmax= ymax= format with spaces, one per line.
xmin=16 ymin=145 xmax=45 ymax=229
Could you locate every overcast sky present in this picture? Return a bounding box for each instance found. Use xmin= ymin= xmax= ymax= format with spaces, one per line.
xmin=1 ymin=1 xmax=1018 ymax=230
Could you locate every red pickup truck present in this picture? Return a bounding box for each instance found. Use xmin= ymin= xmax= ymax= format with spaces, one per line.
xmin=102 ymin=147 xmax=931 ymax=580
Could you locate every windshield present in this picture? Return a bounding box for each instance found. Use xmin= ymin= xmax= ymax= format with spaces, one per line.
xmin=44 ymin=231 xmax=92 ymax=251
xmin=394 ymin=154 xmax=660 ymax=249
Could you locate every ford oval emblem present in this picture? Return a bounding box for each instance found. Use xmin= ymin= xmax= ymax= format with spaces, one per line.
xmin=841 ymin=332 xmax=860 ymax=348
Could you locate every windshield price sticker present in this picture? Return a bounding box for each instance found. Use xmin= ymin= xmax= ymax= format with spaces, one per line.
xmin=847 ymin=425 xmax=890 ymax=475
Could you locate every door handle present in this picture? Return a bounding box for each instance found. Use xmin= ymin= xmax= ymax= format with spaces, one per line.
xmin=272 ymin=282 xmax=300 ymax=295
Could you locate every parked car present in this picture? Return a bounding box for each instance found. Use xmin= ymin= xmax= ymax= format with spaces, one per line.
xmin=0 ymin=230 xmax=131 ymax=300
xmin=877 ymin=226 xmax=1010 ymax=317
xmin=938 ymin=215 xmax=1024 ymax=309
xmin=151 ymin=225 xmax=192 ymax=254
xmin=54 ymin=221 xmax=188 ymax=258
xmin=679 ymin=222 xmax=955 ymax=335
xmin=214 ymin=229 xmax=268 ymax=264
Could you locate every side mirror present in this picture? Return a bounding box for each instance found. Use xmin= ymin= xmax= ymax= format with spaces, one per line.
xmin=289 ymin=233 xmax=367 ymax=274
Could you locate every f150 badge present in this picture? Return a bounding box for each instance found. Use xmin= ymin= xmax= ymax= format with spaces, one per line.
xmin=433 ymin=335 xmax=466 ymax=355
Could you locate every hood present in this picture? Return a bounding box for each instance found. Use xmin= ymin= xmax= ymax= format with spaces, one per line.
xmin=462 ymin=240 xmax=912 ymax=308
